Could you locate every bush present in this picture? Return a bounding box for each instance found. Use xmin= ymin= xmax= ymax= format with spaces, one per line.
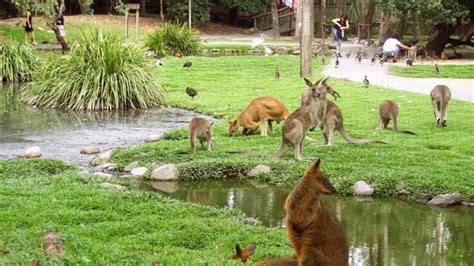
xmin=22 ymin=28 xmax=165 ymax=110
xmin=145 ymin=23 xmax=201 ymax=57
xmin=0 ymin=44 xmax=37 ymax=82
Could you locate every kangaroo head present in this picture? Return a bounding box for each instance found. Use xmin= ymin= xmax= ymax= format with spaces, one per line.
xmin=317 ymin=77 xmax=341 ymax=100
xmin=228 ymin=120 xmax=239 ymax=136
xmin=304 ymin=159 xmax=337 ymax=195
xmin=304 ymin=77 xmax=323 ymax=99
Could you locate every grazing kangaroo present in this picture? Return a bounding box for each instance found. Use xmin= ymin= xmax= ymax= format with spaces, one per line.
xmin=274 ymin=78 xmax=332 ymax=160
xmin=430 ymin=85 xmax=451 ymax=127
xmin=228 ymin=97 xmax=289 ymax=137
xmin=285 ymin=159 xmax=348 ymax=266
xmin=189 ymin=117 xmax=213 ymax=154
xmin=378 ymin=100 xmax=416 ymax=135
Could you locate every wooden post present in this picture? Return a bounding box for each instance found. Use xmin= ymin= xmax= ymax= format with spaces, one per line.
xmin=188 ymin=0 xmax=192 ymax=29
xmin=136 ymin=9 xmax=139 ymax=41
xmin=125 ymin=12 xmax=129 ymax=37
xmin=300 ymin=0 xmax=314 ymax=77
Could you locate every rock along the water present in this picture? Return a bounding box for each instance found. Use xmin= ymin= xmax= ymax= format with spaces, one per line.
xmin=22 ymin=146 xmax=42 ymax=158
xmin=247 ymin=165 xmax=272 ymax=177
xmin=80 ymin=146 xmax=100 ymax=154
xmin=427 ymin=193 xmax=462 ymax=207
xmin=354 ymin=181 xmax=374 ymax=196
xmin=151 ymin=164 xmax=179 ymax=181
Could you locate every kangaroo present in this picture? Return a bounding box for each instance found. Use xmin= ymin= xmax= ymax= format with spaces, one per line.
xmin=228 ymin=97 xmax=289 ymax=137
xmin=232 ymin=243 xmax=298 ymax=265
xmin=274 ymin=78 xmax=329 ymax=160
xmin=430 ymin=85 xmax=451 ymax=127
xmin=189 ymin=117 xmax=213 ymax=154
xmin=378 ymin=100 xmax=416 ymax=135
xmin=231 ymin=243 xmax=257 ymax=263
xmin=285 ymin=159 xmax=348 ymax=266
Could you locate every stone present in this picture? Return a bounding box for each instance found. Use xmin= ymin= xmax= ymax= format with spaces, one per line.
xmin=224 ymin=49 xmax=236 ymax=55
xmin=151 ymin=164 xmax=179 ymax=181
xmin=291 ymin=49 xmax=301 ymax=55
xmin=93 ymin=172 xmax=113 ymax=178
xmin=124 ymin=161 xmax=140 ymax=172
xmin=90 ymin=149 xmax=114 ymax=166
xmin=247 ymin=165 xmax=272 ymax=177
xmin=354 ymin=181 xmax=374 ymax=196
xmin=131 ymin=167 xmax=148 ymax=177
xmin=145 ymin=134 xmax=161 ymax=143
xmin=80 ymin=146 xmax=100 ymax=154
xmin=243 ymin=217 xmax=260 ymax=226
xmin=22 ymin=146 xmax=42 ymax=158
xmin=462 ymin=202 xmax=474 ymax=207
xmin=274 ymin=47 xmax=290 ymax=55
xmin=100 ymin=182 xmax=128 ymax=191
xmin=151 ymin=181 xmax=178 ymax=193
xmin=120 ymin=174 xmax=136 ymax=179
xmin=416 ymin=198 xmax=430 ymax=205
xmin=96 ymin=163 xmax=117 ymax=171
xmin=427 ymin=193 xmax=462 ymax=207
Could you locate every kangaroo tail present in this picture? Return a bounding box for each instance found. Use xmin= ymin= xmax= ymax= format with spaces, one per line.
xmin=273 ymin=141 xmax=290 ymax=158
xmin=338 ymin=127 xmax=387 ymax=144
xmin=391 ymin=112 xmax=416 ymax=135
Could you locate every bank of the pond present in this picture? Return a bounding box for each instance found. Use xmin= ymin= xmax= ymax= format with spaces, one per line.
xmin=0 ymin=159 xmax=292 ymax=264
xmin=112 ymin=56 xmax=474 ymax=200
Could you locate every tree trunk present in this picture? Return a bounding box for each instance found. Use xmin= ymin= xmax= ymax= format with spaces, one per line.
xmin=318 ymin=0 xmax=326 ymax=38
xmin=398 ymin=11 xmax=407 ymax=38
xmin=425 ymin=24 xmax=457 ymax=57
xmin=160 ymin=0 xmax=164 ymax=22
xmin=271 ymin=0 xmax=280 ymax=38
xmin=300 ymin=0 xmax=314 ymax=77
xmin=412 ymin=10 xmax=420 ymax=40
xmin=335 ymin=0 xmax=345 ymax=14
xmin=356 ymin=0 xmax=376 ymax=39
xmin=140 ymin=0 xmax=147 ymax=15
xmin=295 ymin=1 xmax=302 ymax=39
xmin=48 ymin=0 xmax=69 ymax=52
xmin=378 ymin=8 xmax=392 ymax=43
xmin=77 ymin=0 xmax=86 ymax=14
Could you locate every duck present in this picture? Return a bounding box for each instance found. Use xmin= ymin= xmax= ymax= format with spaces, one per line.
xmin=186 ymin=87 xmax=198 ymax=99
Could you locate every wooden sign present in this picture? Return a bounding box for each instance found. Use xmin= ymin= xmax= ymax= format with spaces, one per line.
xmin=126 ymin=4 xmax=140 ymax=10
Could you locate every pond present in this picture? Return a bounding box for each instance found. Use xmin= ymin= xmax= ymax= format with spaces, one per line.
xmin=143 ymin=180 xmax=474 ymax=265
xmin=0 ymin=84 xmax=204 ymax=166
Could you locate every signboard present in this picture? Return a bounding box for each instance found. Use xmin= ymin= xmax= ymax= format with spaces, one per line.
xmin=126 ymin=4 xmax=140 ymax=10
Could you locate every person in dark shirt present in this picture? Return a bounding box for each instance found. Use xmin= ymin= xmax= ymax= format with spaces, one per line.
xmin=56 ymin=13 xmax=66 ymax=42
xmin=24 ymin=9 xmax=37 ymax=45
xmin=331 ymin=11 xmax=349 ymax=57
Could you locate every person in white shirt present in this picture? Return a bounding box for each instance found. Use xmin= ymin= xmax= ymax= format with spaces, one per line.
xmin=382 ymin=34 xmax=414 ymax=62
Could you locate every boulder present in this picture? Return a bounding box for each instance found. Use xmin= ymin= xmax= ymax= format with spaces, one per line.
xmin=96 ymin=163 xmax=117 ymax=171
xmin=247 ymin=165 xmax=272 ymax=177
xmin=224 ymin=49 xmax=236 ymax=55
xmin=427 ymin=193 xmax=462 ymax=207
xmin=131 ymin=167 xmax=148 ymax=177
xmin=354 ymin=181 xmax=374 ymax=196
xmin=291 ymin=49 xmax=301 ymax=55
xmin=100 ymin=182 xmax=128 ymax=191
xmin=80 ymin=146 xmax=100 ymax=154
xmin=90 ymin=149 xmax=114 ymax=166
xmin=93 ymin=172 xmax=113 ymax=178
xmin=124 ymin=161 xmax=140 ymax=172
xmin=274 ymin=47 xmax=290 ymax=55
xmin=151 ymin=164 xmax=179 ymax=181
xmin=22 ymin=146 xmax=42 ymax=158
xmin=145 ymin=134 xmax=161 ymax=143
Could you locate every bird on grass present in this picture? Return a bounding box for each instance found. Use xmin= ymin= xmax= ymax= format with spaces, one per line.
xmin=183 ymin=61 xmax=193 ymax=68
xmin=186 ymin=87 xmax=198 ymax=99
xmin=405 ymin=57 xmax=413 ymax=67
xmin=435 ymin=64 xmax=440 ymax=74
xmin=363 ymin=75 xmax=369 ymax=87
xmin=275 ymin=67 xmax=280 ymax=80
xmin=335 ymin=54 xmax=340 ymax=68
xmin=357 ymin=56 xmax=362 ymax=63
xmin=371 ymin=56 xmax=376 ymax=65
xmin=155 ymin=58 xmax=163 ymax=66
xmin=345 ymin=51 xmax=351 ymax=59
xmin=322 ymin=57 xmax=326 ymax=64
xmin=251 ymin=34 xmax=266 ymax=49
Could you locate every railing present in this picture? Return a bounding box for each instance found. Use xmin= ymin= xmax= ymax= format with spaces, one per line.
xmin=253 ymin=7 xmax=295 ymax=35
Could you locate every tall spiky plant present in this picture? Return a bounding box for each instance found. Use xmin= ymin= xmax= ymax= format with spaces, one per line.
xmin=145 ymin=23 xmax=201 ymax=57
xmin=0 ymin=44 xmax=37 ymax=82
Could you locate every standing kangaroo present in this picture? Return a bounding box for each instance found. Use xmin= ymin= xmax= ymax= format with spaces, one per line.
xmin=285 ymin=159 xmax=348 ymax=266
xmin=430 ymin=85 xmax=451 ymax=127
xmin=378 ymin=100 xmax=416 ymax=135
xmin=189 ymin=117 xmax=213 ymax=154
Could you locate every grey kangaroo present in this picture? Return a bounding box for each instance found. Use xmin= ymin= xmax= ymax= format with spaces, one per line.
xmin=430 ymin=85 xmax=451 ymax=127
xmin=189 ymin=117 xmax=213 ymax=154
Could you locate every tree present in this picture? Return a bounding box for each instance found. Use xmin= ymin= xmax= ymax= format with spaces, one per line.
xmin=353 ymin=0 xmax=376 ymax=39
xmin=160 ymin=0 xmax=164 ymax=22
xmin=294 ymin=1 xmax=302 ymax=39
xmin=271 ymin=0 xmax=280 ymax=38
xmin=335 ymin=0 xmax=345 ymax=15
xmin=77 ymin=0 xmax=93 ymax=14
xmin=377 ymin=1 xmax=392 ymax=43
xmin=318 ymin=0 xmax=326 ymax=38
xmin=300 ymin=0 xmax=314 ymax=77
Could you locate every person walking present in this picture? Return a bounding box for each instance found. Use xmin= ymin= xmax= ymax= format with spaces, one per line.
xmin=332 ymin=11 xmax=349 ymax=57
xmin=24 ymin=9 xmax=37 ymax=45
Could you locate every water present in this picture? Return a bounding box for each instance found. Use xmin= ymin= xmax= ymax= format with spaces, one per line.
xmin=0 ymin=84 xmax=207 ymax=166
xmin=144 ymin=181 xmax=474 ymax=265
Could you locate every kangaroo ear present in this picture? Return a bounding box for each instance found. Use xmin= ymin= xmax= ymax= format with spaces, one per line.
xmin=312 ymin=159 xmax=323 ymax=171
xmin=304 ymin=78 xmax=313 ymax=87
xmin=322 ymin=76 xmax=329 ymax=84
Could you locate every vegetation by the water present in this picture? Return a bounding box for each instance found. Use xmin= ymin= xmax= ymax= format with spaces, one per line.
xmin=0 ymin=159 xmax=291 ymax=264
xmin=389 ymin=64 xmax=474 ymax=79
xmin=0 ymin=44 xmax=37 ymax=82
xmin=21 ymin=28 xmax=164 ymax=110
xmin=145 ymin=23 xmax=201 ymax=57
xmin=112 ymin=56 xmax=474 ymax=198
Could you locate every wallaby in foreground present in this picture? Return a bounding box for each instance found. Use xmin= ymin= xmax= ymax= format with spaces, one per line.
xmin=231 ymin=243 xmax=257 ymax=263
xmin=189 ymin=117 xmax=213 ymax=154
xmin=231 ymin=243 xmax=298 ymax=265
xmin=228 ymin=97 xmax=289 ymax=137
xmin=285 ymin=159 xmax=349 ymax=266
xmin=274 ymin=78 xmax=329 ymax=160
xmin=430 ymin=85 xmax=451 ymax=127
xmin=378 ymin=100 xmax=416 ymax=135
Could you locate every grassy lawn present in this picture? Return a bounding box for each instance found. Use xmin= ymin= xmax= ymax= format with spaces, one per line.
xmin=111 ymin=55 xmax=474 ymax=199
xmin=0 ymin=159 xmax=292 ymax=264
xmin=389 ymin=64 xmax=474 ymax=79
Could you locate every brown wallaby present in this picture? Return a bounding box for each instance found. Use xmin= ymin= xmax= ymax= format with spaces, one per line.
xmin=231 ymin=243 xmax=257 ymax=263
xmin=273 ymin=78 xmax=329 ymax=160
xmin=285 ymin=159 xmax=348 ymax=265
xmin=189 ymin=117 xmax=213 ymax=154
xmin=232 ymin=243 xmax=298 ymax=265
xmin=430 ymin=85 xmax=451 ymax=127
xmin=42 ymin=231 xmax=64 ymax=257
xmin=378 ymin=100 xmax=416 ymax=135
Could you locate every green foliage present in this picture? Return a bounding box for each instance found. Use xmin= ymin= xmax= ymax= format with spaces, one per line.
xmin=389 ymin=64 xmax=474 ymax=79
xmin=0 ymin=44 xmax=37 ymax=82
xmin=22 ymin=28 xmax=165 ymax=110
xmin=165 ymin=0 xmax=212 ymax=22
xmin=78 ymin=0 xmax=94 ymax=14
xmin=0 ymin=159 xmax=74 ymax=180
xmin=163 ymin=127 xmax=189 ymax=140
xmin=11 ymin=0 xmax=58 ymax=18
xmin=145 ymin=23 xmax=201 ymax=57
xmin=218 ymin=0 xmax=269 ymax=14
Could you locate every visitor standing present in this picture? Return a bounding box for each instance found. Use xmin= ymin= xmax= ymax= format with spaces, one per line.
xmin=332 ymin=11 xmax=349 ymax=57
xmin=56 ymin=13 xmax=66 ymax=42
xmin=24 ymin=10 xmax=37 ymax=45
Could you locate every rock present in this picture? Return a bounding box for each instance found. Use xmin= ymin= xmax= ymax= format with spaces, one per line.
xmin=248 ymin=49 xmax=262 ymax=55
xmin=462 ymin=202 xmax=474 ymax=207
xmin=326 ymin=43 xmax=337 ymax=49
xmin=373 ymin=40 xmax=382 ymax=47
xmin=243 ymin=217 xmax=260 ymax=226
xmin=119 ymin=174 xmax=136 ymax=179
xmin=247 ymin=165 xmax=272 ymax=177
xmin=90 ymin=149 xmax=114 ymax=166
xmin=151 ymin=181 xmax=178 ymax=193
xmin=100 ymin=182 xmax=128 ymax=191
xmin=427 ymin=193 xmax=462 ymax=207
xmin=354 ymin=181 xmax=374 ymax=196
xmin=145 ymin=134 xmax=161 ymax=143
xmin=80 ymin=146 xmax=100 ymax=154
xmin=131 ymin=167 xmax=148 ymax=177
xmin=93 ymin=172 xmax=113 ymax=178
xmin=291 ymin=49 xmax=301 ymax=55
xmin=151 ymin=164 xmax=179 ymax=181
xmin=360 ymin=40 xmax=367 ymax=45
xmin=274 ymin=47 xmax=290 ymax=55
xmin=244 ymin=27 xmax=258 ymax=34
xmin=416 ymin=198 xmax=430 ymax=205
xmin=22 ymin=146 xmax=42 ymax=158
xmin=224 ymin=49 xmax=236 ymax=55
xmin=124 ymin=161 xmax=140 ymax=172
xmin=96 ymin=163 xmax=117 ymax=171
xmin=210 ymin=48 xmax=220 ymax=53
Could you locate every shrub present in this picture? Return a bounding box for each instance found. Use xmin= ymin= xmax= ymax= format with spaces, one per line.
xmin=0 ymin=44 xmax=37 ymax=82
xmin=145 ymin=23 xmax=201 ymax=57
xmin=22 ymin=28 xmax=165 ymax=110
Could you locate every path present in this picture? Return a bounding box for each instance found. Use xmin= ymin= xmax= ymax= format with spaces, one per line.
xmin=323 ymin=43 xmax=474 ymax=102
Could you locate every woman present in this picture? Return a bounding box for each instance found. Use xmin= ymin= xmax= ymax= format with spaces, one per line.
xmin=24 ymin=10 xmax=37 ymax=45
xmin=332 ymin=11 xmax=349 ymax=57
xmin=56 ymin=12 xmax=66 ymax=42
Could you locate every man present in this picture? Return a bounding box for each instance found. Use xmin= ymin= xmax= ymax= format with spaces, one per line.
xmin=382 ymin=34 xmax=413 ymax=62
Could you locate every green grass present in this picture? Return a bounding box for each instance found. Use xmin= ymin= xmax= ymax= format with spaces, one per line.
xmin=0 ymin=159 xmax=292 ymax=264
xmin=145 ymin=23 xmax=201 ymax=56
xmin=0 ymin=44 xmax=37 ymax=82
xmin=389 ymin=64 xmax=474 ymax=79
xmin=111 ymin=56 xmax=474 ymax=199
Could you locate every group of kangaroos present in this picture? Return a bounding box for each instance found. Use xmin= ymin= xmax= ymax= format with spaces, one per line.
xmin=189 ymin=77 xmax=452 ymax=161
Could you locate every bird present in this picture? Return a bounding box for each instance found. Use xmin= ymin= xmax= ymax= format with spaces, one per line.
xmin=183 ymin=61 xmax=192 ymax=68
xmin=357 ymin=56 xmax=362 ymax=63
xmin=405 ymin=57 xmax=413 ymax=67
xmin=363 ymin=76 xmax=369 ymax=87
xmin=322 ymin=57 xmax=326 ymax=64
xmin=345 ymin=51 xmax=351 ymax=59
xmin=371 ymin=56 xmax=376 ymax=65
xmin=251 ymin=34 xmax=266 ymax=49
xmin=335 ymin=55 xmax=340 ymax=68
xmin=435 ymin=64 xmax=440 ymax=74
xmin=380 ymin=59 xmax=385 ymax=66
xmin=231 ymin=243 xmax=257 ymax=263
xmin=264 ymin=45 xmax=273 ymax=56
xmin=155 ymin=58 xmax=163 ymax=66
xmin=186 ymin=87 xmax=198 ymax=99
xmin=275 ymin=67 xmax=280 ymax=80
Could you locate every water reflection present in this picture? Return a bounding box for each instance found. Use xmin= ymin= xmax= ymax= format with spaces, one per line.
xmin=143 ymin=181 xmax=474 ymax=265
